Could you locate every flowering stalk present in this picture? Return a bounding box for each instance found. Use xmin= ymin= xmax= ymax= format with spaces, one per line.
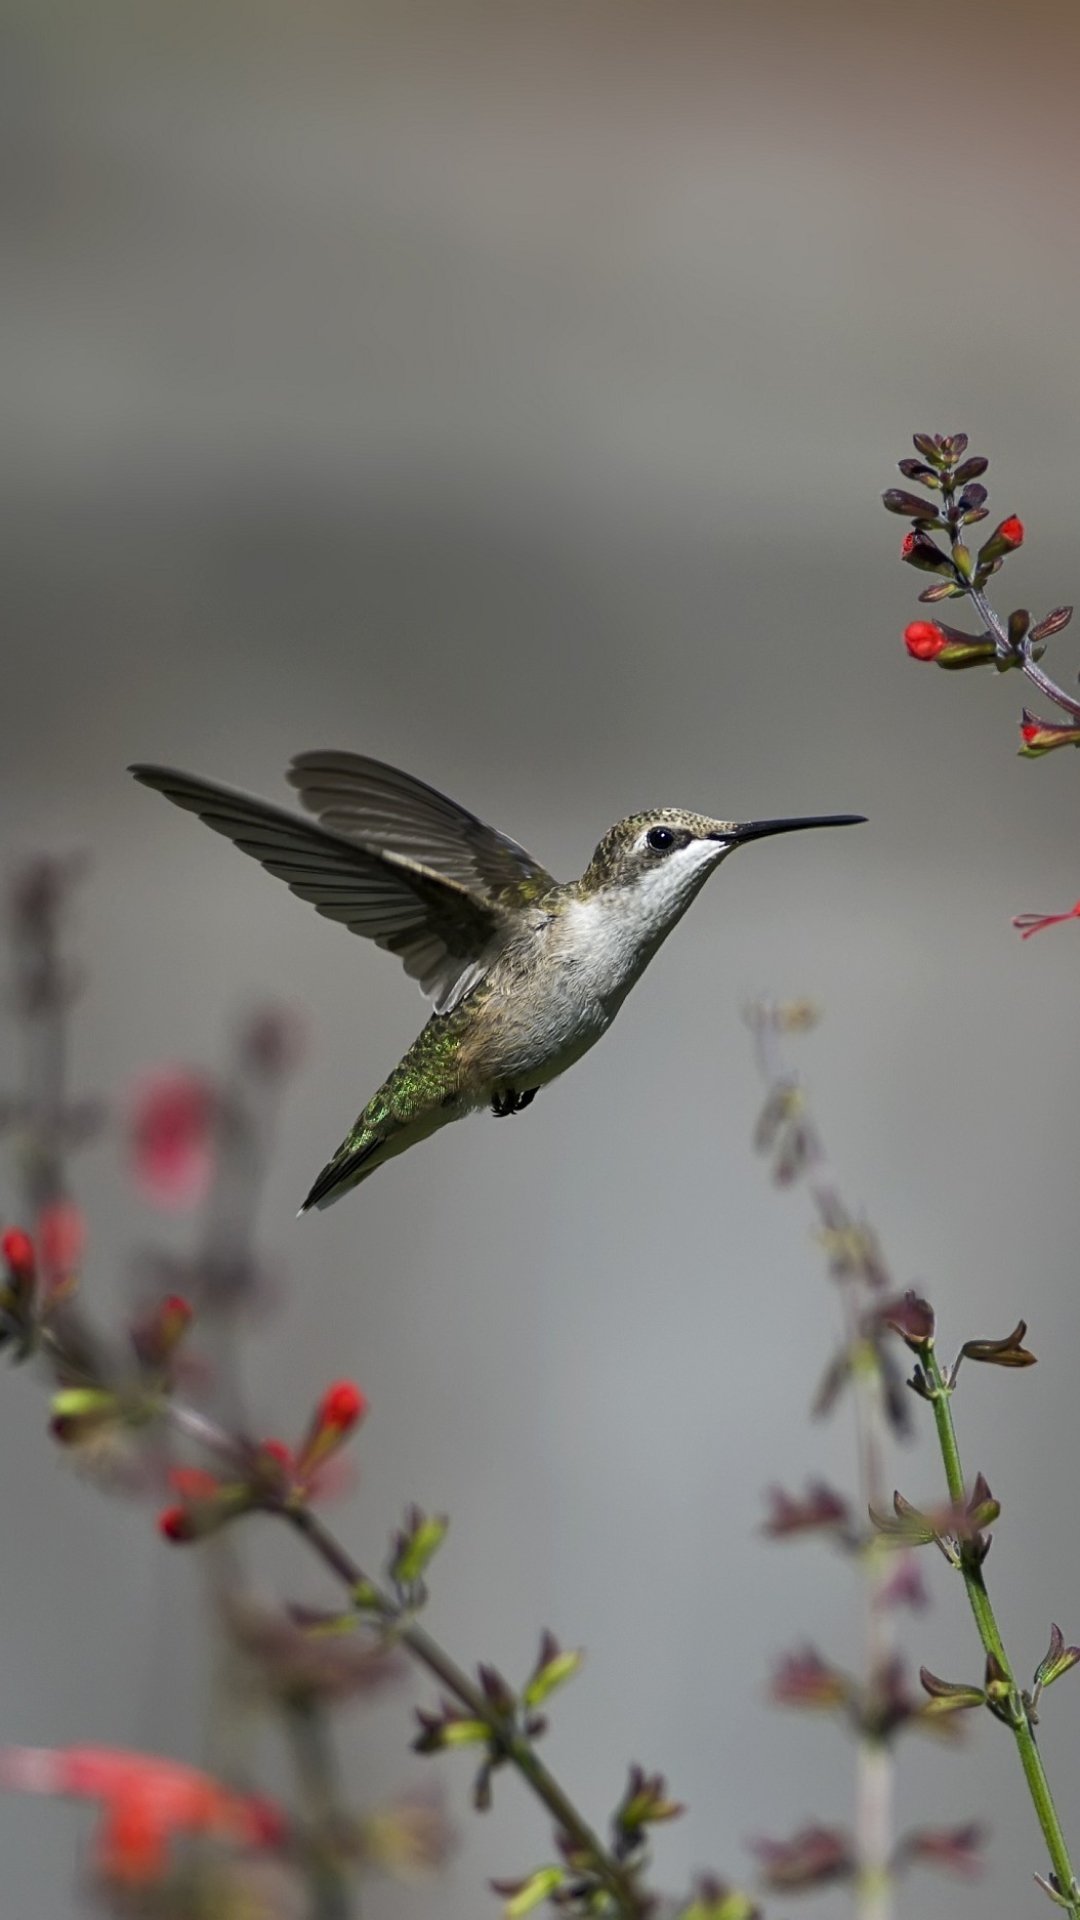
xmin=886 ymin=432 xmax=1080 ymax=753
xmin=751 ymin=1004 xmax=905 ymax=1920
xmin=907 ymin=1330 xmax=1080 ymax=1917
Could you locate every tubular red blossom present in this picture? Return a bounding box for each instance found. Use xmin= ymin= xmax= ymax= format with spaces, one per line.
xmin=904 ymin=621 xmax=947 ymax=661
xmin=999 ymin=515 xmax=1024 ymax=548
xmin=1 ymin=1228 xmax=35 ymax=1283
xmin=129 ymin=1071 xmax=216 ymax=1209
xmin=1013 ymin=900 xmax=1080 ymax=939
xmin=0 ymin=1745 xmax=286 ymax=1886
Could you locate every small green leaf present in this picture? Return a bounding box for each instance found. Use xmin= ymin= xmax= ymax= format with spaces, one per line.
xmin=440 ymin=1717 xmax=490 ymax=1748
xmin=523 ymin=1632 xmax=585 ymax=1709
xmin=496 ymin=1867 xmax=567 ymax=1916
xmin=389 ymin=1507 xmax=449 ymax=1587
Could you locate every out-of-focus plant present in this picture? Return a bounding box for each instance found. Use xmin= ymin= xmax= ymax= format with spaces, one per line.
xmin=0 ymin=858 xmax=758 ymax=1920
xmin=748 ymin=1001 xmax=982 ymax=1920
xmin=750 ymin=1007 xmax=1080 ymax=1920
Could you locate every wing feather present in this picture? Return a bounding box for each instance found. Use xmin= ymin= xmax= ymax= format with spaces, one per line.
xmin=129 ymin=764 xmax=513 ymax=1012
xmin=286 ymin=751 xmax=553 ymax=903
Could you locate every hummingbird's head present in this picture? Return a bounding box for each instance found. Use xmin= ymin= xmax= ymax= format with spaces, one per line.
xmin=581 ymin=808 xmax=865 ymax=939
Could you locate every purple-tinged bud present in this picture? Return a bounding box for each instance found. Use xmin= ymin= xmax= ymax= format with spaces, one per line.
xmin=896 ymin=1822 xmax=987 ymax=1877
xmin=882 ymin=488 xmax=942 ymax=523
xmin=918 ymin=1667 xmax=987 ymax=1715
xmin=959 ymin=1321 xmax=1036 ymax=1367
xmin=1030 ymin=605 xmax=1073 ymax=643
xmin=898 ymin=457 xmax=941 ymax=487
xmin=762 ymin=1482 xmax=851 ymax=1539
xmin=881 ymin=1291 xmax=935 ymax=1351
xmin=901 ymin=530 xmax=955 ymax=576
xmin=1034 ymin=1623 xmax=1080 ymax=1696
xmin=749 ymin=1826 xmax=854 ymax=1892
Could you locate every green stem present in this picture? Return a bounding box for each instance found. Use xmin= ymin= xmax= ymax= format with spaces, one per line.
xmin=922 ymin=1346 xmax=1079 ymax=1912
xmin=286 ymin=1504 xmax=644 ymax=1920
xmin=283 ymin=1699 xmax=354 ymax=1920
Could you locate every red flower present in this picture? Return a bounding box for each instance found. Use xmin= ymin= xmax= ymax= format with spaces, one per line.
xmin=904 ymin=621 xmax=947 ymax=661
xmin=901 ymin=531 xmax=917 ymax=556
xmin=37 ymin=1198 xmax=84 ymax=1290
xmin=1013 ymin=899 xmax=1080 ymax=939
xmin=1 ymin=1228 xmax=35 ymax=1285
xmin=999 ymin=515 xmax=1024 ymax=548
xmin=0 ymin=1745 xmax=286 ymax=1886
xmin=130 ymin=1071 xmax=216 ymax=1208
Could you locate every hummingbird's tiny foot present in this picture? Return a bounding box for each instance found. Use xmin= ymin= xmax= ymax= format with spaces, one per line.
xmin=491 ymin=1087 xmax=538 ymax=1118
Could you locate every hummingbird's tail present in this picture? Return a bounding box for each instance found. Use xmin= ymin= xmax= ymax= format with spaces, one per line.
xmin=298 ymin=1018 xmax=468 ymax=1213
xmin=298 ymin=1129 xmax=389 ymax=1213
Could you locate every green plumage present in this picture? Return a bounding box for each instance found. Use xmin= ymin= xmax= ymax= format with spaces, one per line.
xmin=300 ymin=1015 xmax=471 ymax=1211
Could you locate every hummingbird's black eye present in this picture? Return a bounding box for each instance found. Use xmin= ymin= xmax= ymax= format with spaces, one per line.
xmin=646 ymin=826 xmax=676 ymax=853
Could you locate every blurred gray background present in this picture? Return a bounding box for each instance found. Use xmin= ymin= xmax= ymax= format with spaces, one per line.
xmin=3 ymin=2 xmax=1080 ymax=1914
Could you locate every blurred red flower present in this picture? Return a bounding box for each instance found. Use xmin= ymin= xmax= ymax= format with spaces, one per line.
xmin=38 ymin=1201 xmax=85 ymax=1284
xmin=129 ymin=1071 xmax=217 ymax=1208
xmin=1 ymin=1745 xmax=285 ymax=1886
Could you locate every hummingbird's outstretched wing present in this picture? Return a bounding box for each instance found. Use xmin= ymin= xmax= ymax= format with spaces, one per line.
xmin=286 ymin=751 xmax=551 ymax=905
xmin=130 ymin=764 xmax=553 ymax=1014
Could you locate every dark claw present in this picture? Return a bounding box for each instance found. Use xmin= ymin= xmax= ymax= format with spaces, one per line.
xmin=491 ymin=1088 xmax=538 ymax=1118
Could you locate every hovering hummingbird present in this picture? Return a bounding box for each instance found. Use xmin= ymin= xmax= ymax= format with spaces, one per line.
xmin=130 ymin=755 xmax=864 ymax=1213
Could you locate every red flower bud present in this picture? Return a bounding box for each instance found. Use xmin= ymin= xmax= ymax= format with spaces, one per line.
xmin=294 ymin=1380 xmax=369 ymax=1481
xmin=999 ymin=515 xmax=1024 ymax=548
xmin=904 ymin=621 xmax=947 ymax=661
xmin=1 ymin=1229 xmax=35 ymax=1284
xmin=133 ymin=1294 xmax=194 ymax=1368
xmin=158 ymin=1506 xmax=196 ymax=1543
xmin=318 ymin=1381 xmax=367 ymax=1434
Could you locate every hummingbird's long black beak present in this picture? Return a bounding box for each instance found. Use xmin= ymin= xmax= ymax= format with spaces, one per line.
xmin=717 ymin=814 xmax=867 ymax=845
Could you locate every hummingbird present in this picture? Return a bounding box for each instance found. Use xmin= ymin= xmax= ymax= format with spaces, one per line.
xmin=130 ymin=754 xmax=864 ymax=1213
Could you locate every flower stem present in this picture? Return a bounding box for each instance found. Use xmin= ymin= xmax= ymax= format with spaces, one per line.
xmin=922 ymin=1345 xmax=1080 ymax=1913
